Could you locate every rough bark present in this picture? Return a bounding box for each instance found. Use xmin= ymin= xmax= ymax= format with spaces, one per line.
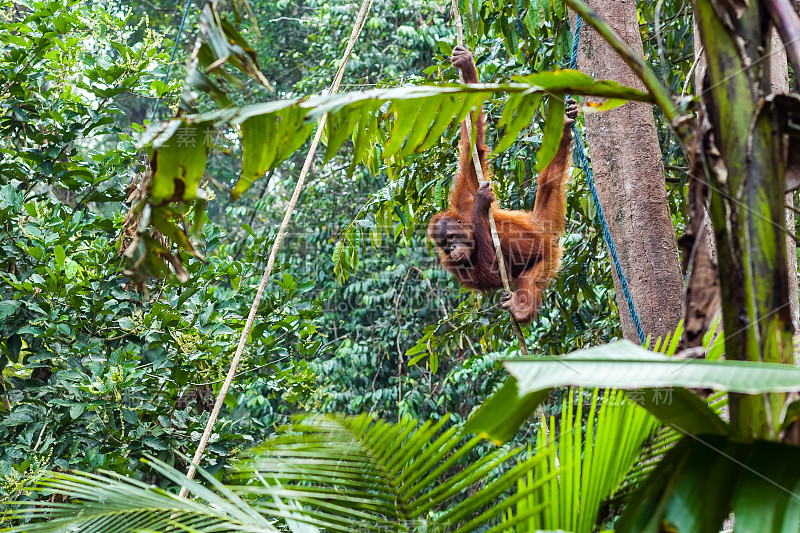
xmin=573 ymin=0 xmax=683 ymax=341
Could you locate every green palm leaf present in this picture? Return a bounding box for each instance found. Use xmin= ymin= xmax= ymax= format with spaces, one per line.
xmin=3 ymin=459 xmax=278 ymax=532
xmin=509 ymin=388 xmax=659 ymax=533
xmin=3 ymin=414 xmax=555 ymax=533
xmin=142 ymin=75 xmax=652 ymax=202
xmin=231 ymin=413 xmax=553 ymax=532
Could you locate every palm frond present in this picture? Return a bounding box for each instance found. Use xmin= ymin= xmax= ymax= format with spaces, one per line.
xmin=509 ymin=388 xmax=659 ymax=532
xmin=4 ymin=414 xmax=556 ymax=533
xmin=3 ymin=461 xmax=277 ymax=533
xmin=231 ymin=413 xmax=554 ymax=532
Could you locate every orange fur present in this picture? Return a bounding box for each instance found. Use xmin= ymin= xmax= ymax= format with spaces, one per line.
xmin=428 ymin=47 xmax=574 ymax=322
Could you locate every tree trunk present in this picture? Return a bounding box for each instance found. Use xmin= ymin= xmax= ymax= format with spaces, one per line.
xmin=573 ymin=0 xmax=683 ymax=341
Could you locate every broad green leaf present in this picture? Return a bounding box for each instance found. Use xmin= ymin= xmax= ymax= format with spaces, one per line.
xmin=493 ymin=92 xmax=543 ymax=154
xmin=730 ymin=440 xmax=800 ymax=532
xmin=399 ymin=96 xmax=442 ymax=158
xmin=5 ymin=334 xmax=21 ymax=362
xmin=379 ymin=201 xmax=394 ymax=234
xmin=417 ymin=94 xmax=464 ymax=152
xmin=324 ymin=106 xmax=360 ymax=163
xmin=150 ymin=120 xmax=213 ymax=203
xmin=348 ymin=109 xmax=378 ymax=178
xmin=584 ymin=97 xmax=627 ymax=113
xmin=152 ymin=80 xmax=650 ymax=184
xmin=0 ymin=300 xmax=21 ymax=321
xmin=536 ymin=0 xmax=547 ymax=26
xmin=619 ymin=436 xmax=800 ymax=533
xmin=524 ymin=3 xmax=539 ymax=32
xmin=370 ymin=227 xmax=381 ymax=249
xmin=235 ymin=105 xmax=314 ymax=199
xmin=505 ymin=340 xmax=800 ymax=394
xmin=332 ymin=241 xmax=344 ymax=282
xmin=53 ymin=245 xmax=65 ymax=271
xmin=236 ymin=113 xmax=279 ymax=200
xmin=69 ymin=404 xmax=86 ymax=419
xmin=462 ymin=377 xmax=551 ymax=444
xmin=175 ymin=285 xmax=201 ymax=309
xmin=185 ymin=78 xmax=650 ymax=143
xmin=617 ymin=436 xmax=735 ymax=533
xmin=191 ymin=197 xmax=206 ymax=238
xmin=64 ymin=259 xmax=78 ymax=278
xmin=497 ymin=92 xmax=522 ymax=128
xmin=468 ymin=340 xmax=800 ymax=443
xmin=276 ymin=105 xmax=315 ymax=163
xmin=0 ymin=184 xmax=23 ymax=214
xmin=635 ymin=387 xmax=730 ymax=436
xmin=535 ymin=96 xmax=565 ymax=172
xmin=384 ymin=100 xmax=424 ymax=159
xmin=514 ymin=70 xmax=650 ymax=99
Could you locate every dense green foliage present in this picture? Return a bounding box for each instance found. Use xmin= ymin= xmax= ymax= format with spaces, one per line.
xmin=0 ymin=0 xmax=695 ymax=493
xmin=4 ymin=0 xmax=799 ymax=531
xmin=0 ymin=0 xmax=321 ymax=502
xmin=0 ymin=0 xmax=631 ymax=507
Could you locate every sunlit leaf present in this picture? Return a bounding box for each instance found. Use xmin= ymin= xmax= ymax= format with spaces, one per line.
xmin=150 ymin=120 xmax=213 ymax=203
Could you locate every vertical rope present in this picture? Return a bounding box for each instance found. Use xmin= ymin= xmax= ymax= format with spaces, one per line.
xmin=177 ymin=0 xmax=374 ymax=498
xmin=450 ymin=0 xmax=530 ymax=356
xmin=569 ymin=15 xmax=646 ymax=344
xmin=151 ymin=0 xmax=193 ymax=121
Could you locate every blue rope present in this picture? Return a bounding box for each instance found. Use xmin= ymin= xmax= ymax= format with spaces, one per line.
xmin=150 ymin=0 xmax=193 ymax=121
xmin=568 ymin=15 xmax=646 ymax=344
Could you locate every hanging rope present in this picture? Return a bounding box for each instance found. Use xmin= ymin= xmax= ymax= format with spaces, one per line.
xmin=569 ymin=15 xmax=646 ymax=344
xmin=450 ymin=0 xmax=530 ymax=356
xmin=151 ymin=0 xmax=193 ymax=121
xmin=178 ymin=0 xmax=374 ymax=498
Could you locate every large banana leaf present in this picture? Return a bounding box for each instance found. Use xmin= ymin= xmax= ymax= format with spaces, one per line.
xmin=2 ymin=414 xmax=554 ymax=533
xmin=466 ymin=340 xmax=800 ymax=442
xmin=505 ymin=340 xmax=800 ymax=393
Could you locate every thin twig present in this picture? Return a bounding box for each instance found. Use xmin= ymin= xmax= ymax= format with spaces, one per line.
xmin=411 ymin=265 xmax=449 ymax=318
xmin=681 ymin=45 xmax=704 ymax=98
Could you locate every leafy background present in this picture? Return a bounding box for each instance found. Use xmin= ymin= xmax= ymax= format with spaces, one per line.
xmin=0 ymin=0 xmax=701 ymax=513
